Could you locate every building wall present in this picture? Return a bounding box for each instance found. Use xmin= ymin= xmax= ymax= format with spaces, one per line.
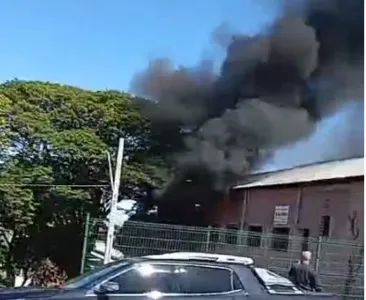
xmin=204 ymin=178 xmax=364 ymax=296
xmin=299 ymin=180 xmax=364 ymax=239
xmin=206 ymin=178 xmax=364 ymax=241
xmin=244 ymin=187 xmax=299 ymax=228
xmin=206 ymin=188 xmax=245 ymax=227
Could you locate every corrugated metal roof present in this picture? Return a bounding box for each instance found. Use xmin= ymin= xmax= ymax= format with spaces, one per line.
xmin=233 ymin=157 xmax=364 ymax=189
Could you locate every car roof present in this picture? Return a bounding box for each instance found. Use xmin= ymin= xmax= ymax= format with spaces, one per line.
xmin=142 ymin=252 xmax=254 ymax=266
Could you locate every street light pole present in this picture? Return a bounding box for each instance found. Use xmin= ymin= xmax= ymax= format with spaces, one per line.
xmin=104 ymin=138 xmax=124 ymax=264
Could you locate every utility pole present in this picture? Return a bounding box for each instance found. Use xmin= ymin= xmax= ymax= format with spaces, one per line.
xmin=104 ymin=138 xmax=124 ymax=264
xmin=105 ymin=151 xmax=114 ymax=190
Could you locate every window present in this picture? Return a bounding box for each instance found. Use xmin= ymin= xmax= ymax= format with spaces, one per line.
xmin=299 ymin=228 xmax=310 ymax=251
xmin=320 ymin=215 xmax=331 ymax=237
xmin=233 ymin=272 xmax=244 ymax=290
xmin=226 ymin=224 xmax=239 ymax=245
xmin=254 ymin=267 xmax=298 ymax=293
xmin=247 ymin=226 xmax=262 ymax=247
xmin=177 ymin=265 xmax=233 ymax=294
xmin=271 ymin=227 xmax=290 ymax=251
xmin=65 ymin=260 xmax=130 ymax=289
xmin=109 ymin=265 xmax=173 ymax=294
xmin=108 ymin=263 xmax=236 ymax=294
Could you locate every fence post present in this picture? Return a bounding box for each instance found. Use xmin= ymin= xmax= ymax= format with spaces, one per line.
xmin=205 ymin=226 xmax=211 ymax=252
xmin=314 ymin=236 xmax=322 ymax=273
xmin=80 ymin=213 xmax=91 ymax=275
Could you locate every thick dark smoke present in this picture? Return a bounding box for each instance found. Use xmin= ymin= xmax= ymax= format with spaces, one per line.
xmin=132 ymin=0 xmax=364 ymax=189
xmin=258 ymin=101 xmax=364 ymax=172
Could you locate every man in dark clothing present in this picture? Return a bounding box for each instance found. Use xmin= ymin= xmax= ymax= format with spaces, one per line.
xmin=288 ymin=251 xmax=322 ymax=292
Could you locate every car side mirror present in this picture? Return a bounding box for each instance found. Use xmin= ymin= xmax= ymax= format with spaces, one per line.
xmin=94 ymin=281 xmax=120 ymax=294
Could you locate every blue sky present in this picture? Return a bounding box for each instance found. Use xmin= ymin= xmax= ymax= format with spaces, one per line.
xmin=0 ymin=0 xmax=278 ymax=91
xmin=1 ymin=0 xmax=361 ymax=170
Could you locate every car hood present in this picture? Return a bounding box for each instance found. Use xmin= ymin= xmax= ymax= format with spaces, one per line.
xmin=0 ymin=287 xmax=63 ymax=299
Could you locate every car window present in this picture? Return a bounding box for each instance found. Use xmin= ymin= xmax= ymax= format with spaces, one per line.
xmin=253 ymin=267 xmax=302 ymax=294
xmin=254 ymin=267 xmax=295 ymax=286
xmin=109 ymin=264 xmax=175 ymax=294
xmin=233 ymin=272 xmax=244 ymax=290
xmin=107 ymin=263 xmax=237 ymax=295
xmin=64 ymin=260 xmax=130 ymax=289
xmin=177 ymin=265 xmax=232 ymax=294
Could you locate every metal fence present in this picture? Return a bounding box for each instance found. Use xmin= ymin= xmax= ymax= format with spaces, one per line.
xmin=82 ymin=218 xmax=364 ymax=299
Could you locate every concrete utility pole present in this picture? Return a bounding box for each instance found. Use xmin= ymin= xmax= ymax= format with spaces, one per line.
xmin=104 ymin=138 xmax=124 ymax=264
xmin=105 ymin=151 xmax=114 ymax=190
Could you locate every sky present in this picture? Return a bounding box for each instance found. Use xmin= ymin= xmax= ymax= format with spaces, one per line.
xmin=0 ymin=0 xmax=279 ymax=91
xmin=259 ymin=101 xmax=364 ymax=171
xmin=1 ymin=0 xmax=362 ymax=172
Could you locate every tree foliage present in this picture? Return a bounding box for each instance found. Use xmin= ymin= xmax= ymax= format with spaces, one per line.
xmin=0 ymin=80 xmax=166 ymax=283
xmin=31 ymin=258 xmax=68 ymax=287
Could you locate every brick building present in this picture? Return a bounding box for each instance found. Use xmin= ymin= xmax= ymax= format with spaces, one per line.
xmin=153 ymin=157 xmax=364 ymax=296
xmin=206 ymin=157 xmax=364 ymax=242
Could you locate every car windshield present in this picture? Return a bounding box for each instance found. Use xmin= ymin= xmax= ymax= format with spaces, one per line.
xmin=253 ymin=268 xmax=302 ymax=293
xmin=254 ymin=267 xmax=294 ymax=286
xmin=64 ymin=260 xmax=130 ymax=289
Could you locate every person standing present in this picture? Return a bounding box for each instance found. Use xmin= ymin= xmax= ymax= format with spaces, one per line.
xmin=288 ymin=251 xmax=322 ymax=292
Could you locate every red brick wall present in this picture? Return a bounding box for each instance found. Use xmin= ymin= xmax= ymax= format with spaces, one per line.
xmin=207 ymin=178 xmax=364 ymax=240
xmin=299 ymin=180 xmax=364 ymax=239
xmin=245 ymin=187 xmax=299 ymax=227
xmin=206 ymin=189 xmax=244 ymax=226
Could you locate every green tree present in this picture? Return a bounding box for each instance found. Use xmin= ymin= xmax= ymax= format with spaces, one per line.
xmin=0 ymin=80 xmax=165 ymax=282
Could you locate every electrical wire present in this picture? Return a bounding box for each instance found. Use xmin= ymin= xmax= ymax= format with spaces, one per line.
xmin=0 ymin=184 xmax=109 ymax=188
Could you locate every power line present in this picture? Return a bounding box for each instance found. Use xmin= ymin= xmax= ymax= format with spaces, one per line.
xmin=0 ymin=184 xmax=109 ymax=188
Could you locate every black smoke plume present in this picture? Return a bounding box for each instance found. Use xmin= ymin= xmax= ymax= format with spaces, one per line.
xmin=132 ymin=0 xmax=364 ymax=190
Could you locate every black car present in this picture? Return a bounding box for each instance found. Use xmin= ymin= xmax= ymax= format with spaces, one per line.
xmin=0 ymin=252 xmax=339 ymax=300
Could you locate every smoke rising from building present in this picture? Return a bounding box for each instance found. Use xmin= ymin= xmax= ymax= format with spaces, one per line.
xmin=132 ymin=0 xmax=364 ymax=189
xmin=258 ymin=101 xmax=364 ymax=172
